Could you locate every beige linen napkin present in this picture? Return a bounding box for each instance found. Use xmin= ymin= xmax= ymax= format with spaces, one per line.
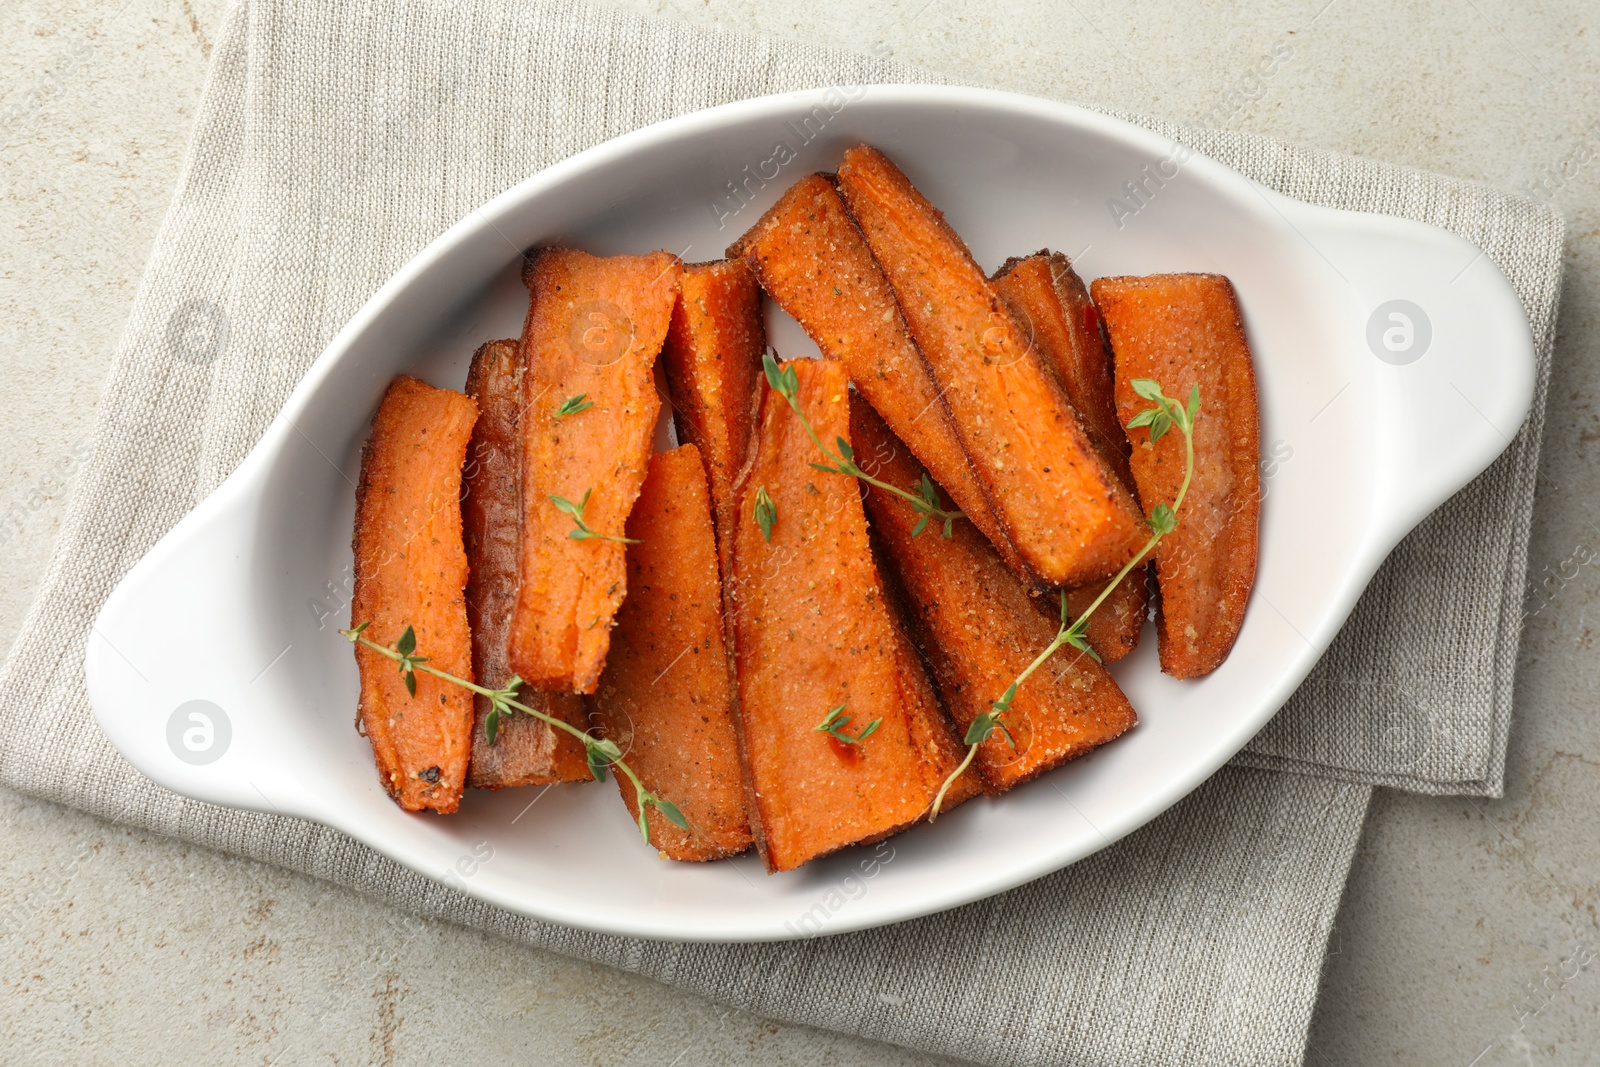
xmin=0 ymin=0 xmax=1562 ymax=1064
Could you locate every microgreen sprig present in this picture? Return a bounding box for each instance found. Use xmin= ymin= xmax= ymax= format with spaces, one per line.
xmin=763 ymin=353 xmax=962 ymax=538
xmin=341 ymin=624 xmax=687 ymax=843
xmin=553 ymin=393 xmax=595 ymax=419
xmin=814 ymin=704 xmax=882 ymax=745
xmin=551 ymin=488 xmax=641 ymax=545
xmin=753 ymin=485 xmax=777 ymax=543
xmin=929 ymin=378 xmax=1200 ymax=820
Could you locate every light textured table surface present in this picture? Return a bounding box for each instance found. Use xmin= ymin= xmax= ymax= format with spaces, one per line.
xmin=3 ymin=1 xmax=1597 ymax=1063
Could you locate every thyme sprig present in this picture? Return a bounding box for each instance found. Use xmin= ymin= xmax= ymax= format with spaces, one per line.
xmin=763 ymin=353 xmax=962 ymax=537
xmin=814 ymin=703 xmax=882 ymax=745
xmin=341 ymin=623 xmax=687 ymax=843
xmin=929 ymin=379 xmax=1200 ymax=819
xmin=551 ymin=488 xmax=641 ymax=544
xmin=553 ymin=393 xmax=595 ymax=419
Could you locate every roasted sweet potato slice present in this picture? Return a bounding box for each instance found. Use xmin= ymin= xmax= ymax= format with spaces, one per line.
xmin=507 ymin=248 xmax=682 ymax=694
xmin=589 ymin=445 xmax=753 ymax=860
xmin=836 ymin=146 xmax=1147 ymax=589
xmin=852 ymin=402 xmax=1137 ymax=791
xmin=728 ymin=174 xmax=1026 ymax=578
xmin=661 ymin=259 xmax=765 ymax=574
xmin=730 ymin=358 xmax=976 ymax=872
xmin=1091 ymin=273 xmax=1260 ymax=678
xmin=993 ymin=253 xmax=1148 ymax=662
xmin=462 ymin=339 xmax=591 ymax=789
xmin=351 ymin=375 xmax=478 ymax=813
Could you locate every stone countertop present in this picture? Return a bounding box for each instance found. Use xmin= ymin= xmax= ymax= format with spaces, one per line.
xmin=2 ymin=0 xmax=1596 ymax=1063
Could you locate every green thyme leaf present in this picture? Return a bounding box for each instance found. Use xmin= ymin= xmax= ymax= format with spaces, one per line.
xmin=586 ymin=737 xmax=622 ymax=783
xmin=651 ymin=796 xmax=690 ymax=830
xmin=815 ymin=704 xmax=847 ymax=732
xmin=396 ymin=625 xmax=417 ymax=657
xmin=553 ymin=393 xmax=595 ymax=419
xmin=754 ymin=485 xmax=777 ymax=543
xmin=814 ymin=704 xmax=879 ymax=745
xmin=1187 ymin=384 xmax=1201 ymax=425
xmin=762 ymin=352 xmax=799 ymax=400
xmin=484 ymin=706 xmax=500 ymax=745
xmin=1125 ymin=408 xmax=1158 ymax=430
xmin=911 ymin=514 xmax=930 ymax=538
xmin=964 ymin=711 xmax=1000 ymax=745
xmin=552 ymin=488 xmax=640 ymax=544
xmin=1063 ymin=628 xmax=1103 ymax=663
xmin=1149 ymin=503 xmax=1177 ymax=536
xmin=1130 ymin=378 xmax=1166 ymax=402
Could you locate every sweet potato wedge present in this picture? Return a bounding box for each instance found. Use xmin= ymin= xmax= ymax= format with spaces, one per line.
xmin=661 ymin=259 xmax=765 ymax=574
xmin=728 ymin=174 xmax=1026 ymax=577
xmin=350 ymin=375 xmax=478 ymax=813
xmin=1091 ymin=273 xmax=1260 ymax=678
xmin=507 ymin=248 xmax=682 ymax=694
xmin=836 ymin=146 xmax=1147 ymax=589
xmin=462 ymin=339 xmax=591 ymax=789
xmin=589 ymin=445 xmax=753 ymax=860
xmin=852 ymin=402 xmax=1137 ymax=791
xmin=993 ymin=253 xmax=1148 ymax=662
xmin=730 ymin=358 xmax=976 ymax=872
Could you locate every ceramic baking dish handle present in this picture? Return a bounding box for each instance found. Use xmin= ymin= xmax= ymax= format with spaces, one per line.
xmin=85 ymin=441 xmax=303 ymax=818
xmin=1281 ymin=195 xmax=1538 ymax=548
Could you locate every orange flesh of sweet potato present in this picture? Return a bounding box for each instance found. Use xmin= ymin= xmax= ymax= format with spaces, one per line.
xmin=852 ymin=402 xmax=1137 ymax=791
xmin=350 ymin=375 xmax=478 ymax=813
xmin=588 ymin=445 xmax=753 ymax=860
xmin=462 ymin=339 xmax=591 ymax=788
xmin=1091 ymin=273 xmax=1261 ymax=678
xmin=507 ymin=248 xmax=682 ymax=694
xmin=729 ymin=358 xmax=976 ymax=872
xmin=993 ymin=254 xmax=1148 ymax=663
xmin=661 ymin=259 xmax=765 ymax=575
xmin=727 ymin=174 xmax=1028 ymax=579
xmin=835 ymin=146 xmax=1147 ymax=589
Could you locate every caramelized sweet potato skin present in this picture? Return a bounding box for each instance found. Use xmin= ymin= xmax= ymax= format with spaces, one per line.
xmin=994 ymin=254 xmax=1148 ymax=663
xmin=351 ymin=375 xmax=478 ymax=813
xmin=852 ymin=403 xmax=1137 ymax=791
xmin=589 ymin=446 xmax=753 ymax=860
xmin=730 ymin=358 xmax=975 ymax=872
xmin=507 ymin=248 xmax=682 ymax=695
xmin=1091 ymin=273 xmax=1260 ymax=678
xmin=462 ymin=339 xmax=591 ymax=789
xmin=727 ymin=174 xmax=1026 ymax=578
xmin=661 ymin=259 xmax=765 ymax=573
xmin=836 ymin=146 xmax=1147 ymax=589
